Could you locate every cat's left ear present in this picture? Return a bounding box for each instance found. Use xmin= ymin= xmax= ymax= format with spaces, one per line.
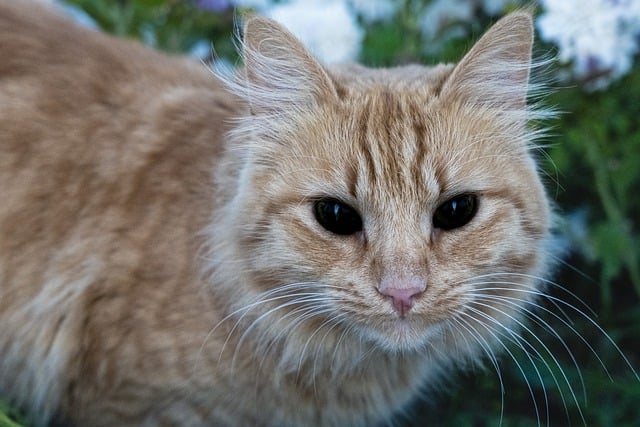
xmin=238 ymin=16 xmax=339 ymax=115
xmin=440 ymin=12 xmax=533 ymax=112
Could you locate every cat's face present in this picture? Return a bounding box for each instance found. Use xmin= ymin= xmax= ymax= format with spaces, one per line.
xmin=218 ymin=13 xmax=551 ymax=355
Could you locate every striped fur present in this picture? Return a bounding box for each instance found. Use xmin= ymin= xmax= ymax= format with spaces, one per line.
xmin=0 ymin=2 xmax=559 ymax=426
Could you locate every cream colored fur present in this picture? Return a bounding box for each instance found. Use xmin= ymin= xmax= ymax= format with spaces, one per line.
xmin=0 ymin=2 xmax=553 ymax=426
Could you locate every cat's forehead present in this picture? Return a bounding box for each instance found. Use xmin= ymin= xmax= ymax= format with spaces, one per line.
xmin=266 ymin=64 xmax=532 ymax=212
xmin=328 ymin=63 xmax=454 ymax=95
xmin=339 ymin=94 xmax=459 ymax=207
xmin=287 ymin=88 xmax=511 ymax=211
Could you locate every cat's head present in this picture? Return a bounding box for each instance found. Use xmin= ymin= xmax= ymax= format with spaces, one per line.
xmin=213 ymin=12 xmax=553 ymax=357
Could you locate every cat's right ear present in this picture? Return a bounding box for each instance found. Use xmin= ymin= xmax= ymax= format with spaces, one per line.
xmin=237 ymin=16 xmax=339 ymax=115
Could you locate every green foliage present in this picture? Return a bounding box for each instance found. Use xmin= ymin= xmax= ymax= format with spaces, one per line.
xmin=0 ymin=403 xmax=23 ymax=427
xmin=547 ymin=74 xmax=640 ymax=306
xmin=64 ymin=0 xmax=237 ymax=59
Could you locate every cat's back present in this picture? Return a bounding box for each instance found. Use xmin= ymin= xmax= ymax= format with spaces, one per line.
xmin=0 ymin=0 xmax=237 ymax=293
xmin=0 ymin=1 xmax=239 ymax=421
xmin=0 ymin=0 xmax=238 ymax=270
xmin=0 ymin=0 xmax=237 ymax=148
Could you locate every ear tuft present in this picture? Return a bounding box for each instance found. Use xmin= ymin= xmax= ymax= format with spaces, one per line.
xmin=441 ymin=12 xmax=534 ymax=113
xmin=234 ymin=16 xmax=338 ymax=115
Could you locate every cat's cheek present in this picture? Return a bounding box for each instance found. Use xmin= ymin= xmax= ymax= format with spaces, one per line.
xmin=289 ymin=207 xmax=366 ymax=264
xmin=431 ymin=198 xmax=533 ymax=269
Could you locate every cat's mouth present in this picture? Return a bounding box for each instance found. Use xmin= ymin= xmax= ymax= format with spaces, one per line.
xmin=358 ymin=314 xmax=447 ymax=352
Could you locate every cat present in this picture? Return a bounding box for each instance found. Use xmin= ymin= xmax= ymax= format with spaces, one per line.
xmin=0 ymin=1 xmax=556 ymax=425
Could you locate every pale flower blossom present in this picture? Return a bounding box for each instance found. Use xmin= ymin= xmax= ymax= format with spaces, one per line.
xmin=267 ymin=0 xmax=364 ymax=63
xmin=419 ymin=0 xmax=520 ymax=40
xmin=537 ymin=0 xmax=640 ymax=88
xmin=348 ymin=0 xmax=398 ymax=22
xmin=420 ymin=0 xmax=474 ymax=39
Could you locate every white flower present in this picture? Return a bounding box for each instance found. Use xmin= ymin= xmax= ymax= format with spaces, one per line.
xmin=419 ymin=0 xmax=521 ymax=39
xmin=348 ymin=0 xmax=398 ymax=22
xmin=420 ymin=0 xmax=474 ymax=39
xmin=267 ymin=0 xmax=364 ymax=63
xmin=537 ymin=0 xmax=640 ymax=89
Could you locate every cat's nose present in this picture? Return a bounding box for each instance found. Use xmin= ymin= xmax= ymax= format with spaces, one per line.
xmin=379 ymin=286 xmax=424 ymax=317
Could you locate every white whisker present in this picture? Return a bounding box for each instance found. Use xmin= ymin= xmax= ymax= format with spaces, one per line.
xmin=468 ymin=283 xmax=639 ymax=382
xmin=472 ymin=292 xmax=588 ymax=398
xmin=447 ymin=315 xmax=506 ymax=425
xmin=230 ymin=295 xmax=334 ymax=371
xmin=458 ymin=309 xmax=546 ymax=427
xmin=467 ymin=299 xmax=584 ymax=425
xmin=461 ymin=272 xmax=596 ymax=316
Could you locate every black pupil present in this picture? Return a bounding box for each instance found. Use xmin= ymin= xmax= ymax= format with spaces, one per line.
xmin=313 ymin=199 xmax=363 ymax=236
xmin=433 ymin=194 xmax=478 ymax=231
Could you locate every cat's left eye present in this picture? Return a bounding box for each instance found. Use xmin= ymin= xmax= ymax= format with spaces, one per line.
xmin=433 ymin=193 xmax=478 ymax=231
xmin=313 ymin=198 xmax=363 ymax=236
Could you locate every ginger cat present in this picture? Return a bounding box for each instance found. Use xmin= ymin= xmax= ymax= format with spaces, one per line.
xmin=0 ymin=1 xmax=554 ymax=425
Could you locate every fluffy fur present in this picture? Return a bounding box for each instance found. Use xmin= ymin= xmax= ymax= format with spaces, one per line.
xmin=0 ymin=1 xmax=555 ymax=425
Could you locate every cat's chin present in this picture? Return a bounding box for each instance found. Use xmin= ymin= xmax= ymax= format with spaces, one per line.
xmin=359 ymin=317 xmax=445 ymax=353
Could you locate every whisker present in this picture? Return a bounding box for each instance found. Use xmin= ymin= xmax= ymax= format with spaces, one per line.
xmin=467 ymin=299 xmax=584 ymax=425
xmin=547 ymin=253 xmax=599 ymax=286
xmin=230 ymin=295 xmax=334 ymax=371
xmin=469 ymin=284 xmax=639 ymax=382
xmin=463 ymin=273 xmax=592 ymax=315
xmin=473 ymin=293 xmax=587 ymax=402
xmin=458 ymin=310 xmax=545 ymax=427
xmin=447 ymin=315 xmax=506 ymax=425
xmin=219 ymin=292 xmax=328 ymax=362
xmin=466 ymin=304 xmax=555 ymax=426
xmin=296 ymin=312 xmax=346 ymax=375
xmin=310 ymin=313 xmax=350 ymax=395
xmin=255 ymin=303 xmax=339 ymax=369
xmin=461 ymin=272 xmax=596 ymax=316
xmin=192 ymin=281 xmax=338 ymax=377
xmin=470 ymin=284 xmax=611 ymax=380
xmin=331 ymin=320 xmax=356 ymax=368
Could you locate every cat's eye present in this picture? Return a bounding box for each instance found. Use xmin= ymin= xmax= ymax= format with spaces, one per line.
xmin=433 ymin=194 xmax=478 ymax=231
xmin=313 ymin=198 xmax=363 ymax=236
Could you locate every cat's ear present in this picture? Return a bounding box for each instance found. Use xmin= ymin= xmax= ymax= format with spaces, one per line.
xmin=440 ymin=12 xmax=533 ymax=112
xmin=238 ymin=16 xmax=339 ymax=114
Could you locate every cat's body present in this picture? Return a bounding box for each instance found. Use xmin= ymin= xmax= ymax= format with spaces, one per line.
xmin=0 ymin=1 xmax=552 ymax=426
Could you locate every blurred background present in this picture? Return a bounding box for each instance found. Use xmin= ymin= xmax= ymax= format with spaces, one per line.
xmin=2 ymin=0 xmax=639 ymax=425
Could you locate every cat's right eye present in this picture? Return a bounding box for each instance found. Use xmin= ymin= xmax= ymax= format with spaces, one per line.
xmin=313 ymin=198 xmax=363 ymax=236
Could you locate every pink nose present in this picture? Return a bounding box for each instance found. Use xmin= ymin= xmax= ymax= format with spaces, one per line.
xmin=379 ymin=287 xmax=423 ymax=317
